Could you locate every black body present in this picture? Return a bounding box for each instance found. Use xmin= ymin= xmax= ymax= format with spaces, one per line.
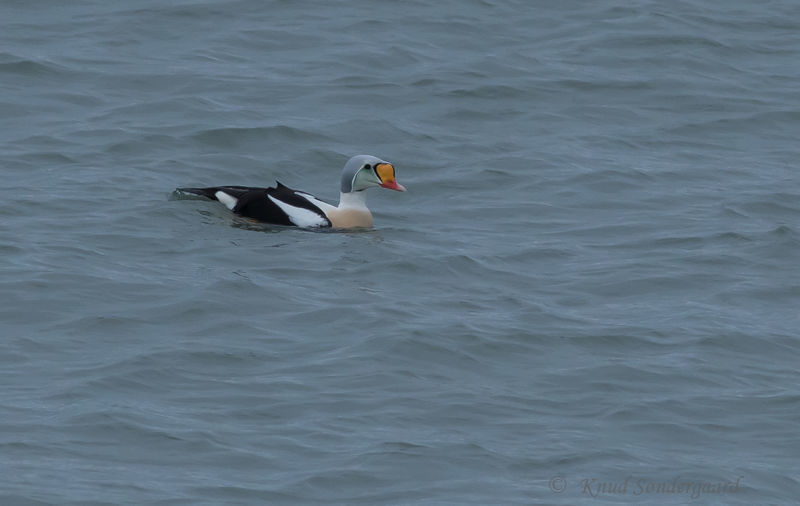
xmin=177 ymin=182 xmax=331 ymax=227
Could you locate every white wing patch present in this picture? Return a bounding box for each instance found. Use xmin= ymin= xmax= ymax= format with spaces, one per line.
xmin=295 ymin=192 xmax=337 ymax=214
xmin=267 ymin=195 xmax=329 ymax=228
xmin=215 ymin=191 xmax=238 ymax=210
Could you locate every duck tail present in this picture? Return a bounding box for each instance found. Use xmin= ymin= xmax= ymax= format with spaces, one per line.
xmin=175 ymin=187 xmax=218 ymax=199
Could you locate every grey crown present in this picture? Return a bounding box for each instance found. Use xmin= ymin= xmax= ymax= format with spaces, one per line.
xmin=340 ymin=155 xmax=388 ymax=193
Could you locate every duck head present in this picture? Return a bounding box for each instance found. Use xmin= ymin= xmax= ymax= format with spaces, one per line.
xmin=340 ymin=155 xmax=406 ymax=193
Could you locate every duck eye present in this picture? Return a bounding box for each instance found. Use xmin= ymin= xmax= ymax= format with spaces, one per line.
xmin=363 ymin=164 xmax=372 ymax=170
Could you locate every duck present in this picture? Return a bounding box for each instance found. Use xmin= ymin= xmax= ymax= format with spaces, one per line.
xmin=176 ymin=155 xmax=405 ymax=229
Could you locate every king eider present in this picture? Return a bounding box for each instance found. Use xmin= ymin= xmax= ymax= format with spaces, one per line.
xmin=176 ymin=155 xmax=405 ymax=229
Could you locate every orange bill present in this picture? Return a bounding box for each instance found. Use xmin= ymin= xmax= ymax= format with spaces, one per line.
xmin=375 ymin=162 xmax=406 ymax=191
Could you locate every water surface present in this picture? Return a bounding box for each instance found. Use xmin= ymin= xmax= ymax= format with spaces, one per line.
xmin=1 ymin=1 xmax=799 ymax=504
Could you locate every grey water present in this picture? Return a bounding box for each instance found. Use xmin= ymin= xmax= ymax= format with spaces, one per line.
xmin=2 ymin=0 xmax=799 ymax=504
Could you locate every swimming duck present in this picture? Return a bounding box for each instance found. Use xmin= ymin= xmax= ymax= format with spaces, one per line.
xmin=177 ymin=155 xmax=405 ymax=228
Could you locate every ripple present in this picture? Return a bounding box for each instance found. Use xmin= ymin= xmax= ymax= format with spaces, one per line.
xmin=0 ymin=58 xmax=67 ymax=77
xmin=190 ymin=125 xmax=330 ymax=148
